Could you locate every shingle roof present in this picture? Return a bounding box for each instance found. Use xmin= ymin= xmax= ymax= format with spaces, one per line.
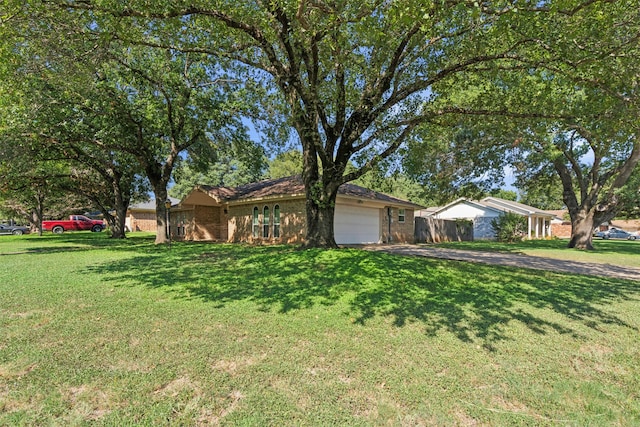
xmin=194 ymin=185 xmax=237 ymax=202
xmin=196 ymin=175 xmax=421 ymax=207
xmin=481 ymin=197 xmax=555 ymax=217
xmin=426 ymin=197 xmax=554 ymax=218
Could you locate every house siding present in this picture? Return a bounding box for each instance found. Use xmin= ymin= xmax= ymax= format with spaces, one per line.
xmin=474 ymin=217 xmax=496 ymax=239
xmin=434 ymin=203 xmax=501 ymax=221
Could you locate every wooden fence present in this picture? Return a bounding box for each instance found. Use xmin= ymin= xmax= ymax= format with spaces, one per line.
xmin=414 ymin=217 xmax=474 ymax=243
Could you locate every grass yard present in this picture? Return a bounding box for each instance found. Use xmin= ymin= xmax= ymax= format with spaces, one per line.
xmin=432 ymin=238 xmax=640 ymax=269
xmin=1 ymin=233 xmax=639 ymax=425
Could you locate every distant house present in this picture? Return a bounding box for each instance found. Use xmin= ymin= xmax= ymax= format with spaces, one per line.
xmin=169 ymin=175 xmax=421 ymax=245
xmin=420 ymin=197 xmax=555 ymax=240
xmin=547 ymin=210 xmax=572 ymax=238
xmin=548 ymin=211 xmax=640 ymax=238
xmin=125 ymin=197 xmax=180 ymax=232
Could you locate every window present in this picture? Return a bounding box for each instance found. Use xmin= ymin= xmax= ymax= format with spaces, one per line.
xmin=263 ymin=206 xmax=270 ymax=238
xmin=398 ymin=208 xmax=406 ymax=223
xmin=177 ymin=212 xmax=185 ymax=236
xmin=273 ymin=205 xmax=280 ymax=238
xmin=252 ymin=207 xmax=259 ymax=238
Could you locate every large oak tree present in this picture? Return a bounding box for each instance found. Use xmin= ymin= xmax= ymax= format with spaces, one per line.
xmin=405 ymin=1 xmax=639 ymax=250
xmin=3 ymin=3 xmax=252 ymax=242
xmin=62 ymin=0 xmax=570 ymax=247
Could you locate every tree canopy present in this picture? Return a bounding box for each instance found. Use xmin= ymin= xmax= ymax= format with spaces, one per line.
xmin=3 ymin=1 xmax=638 ymax=249
xmin=404 ymin=0 xmax=640 ymax=249
xmin=60 ymin=0 xmax=581 ymax=247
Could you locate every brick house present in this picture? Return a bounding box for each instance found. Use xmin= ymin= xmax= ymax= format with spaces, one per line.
xmin=170 ymin=175 xmax=421 ymax=244
xmin=125 ymin=197 xmax=180 ymax=232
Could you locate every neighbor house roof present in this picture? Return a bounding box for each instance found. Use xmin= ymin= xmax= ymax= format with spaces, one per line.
xmin=425 ymin=197 xmax=554 ymax=218
xmin=481 ymin=197 xmax=555 ymax=218
xmin=187 ymin=175 xmax=422 ymax=208
xmin=415 ymin=207 xmax=441 ymax=218
xmin=426 ymin=197 xmax=504 ymax=217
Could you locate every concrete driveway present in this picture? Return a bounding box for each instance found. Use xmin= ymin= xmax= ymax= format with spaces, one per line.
xmin=364 ymin=244 xmax=640 ymax=282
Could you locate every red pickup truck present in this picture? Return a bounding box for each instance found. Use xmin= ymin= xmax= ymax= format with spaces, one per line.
xmin=42 ymin=215 xmax=105 ymax=234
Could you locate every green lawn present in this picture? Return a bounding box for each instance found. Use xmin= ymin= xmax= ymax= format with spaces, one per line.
xmin=1 ymin=233 xmax=639 ymax=425
xmin=431 ymin=238 xmax=640 ymax=269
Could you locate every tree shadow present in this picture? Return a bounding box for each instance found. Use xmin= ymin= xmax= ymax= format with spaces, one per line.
xmin=434 ymin=238 xmax=640 ymax=257
xmin=81 ymin=243 xmax=640 ymax=350
xmin=0 ymin=233 xmax=156 ymax=255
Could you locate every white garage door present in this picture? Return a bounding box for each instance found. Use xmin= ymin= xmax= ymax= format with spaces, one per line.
xmin=334 ymin=204 xmax=380 ymax=244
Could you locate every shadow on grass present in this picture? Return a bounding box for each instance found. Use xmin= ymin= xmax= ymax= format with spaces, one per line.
xmin=81 ymin=242 xmax=640 ymax=350
xmin=0 ymin=232 xmax=156 ymax=255
xmin=433 ymin=238 xmax=640 ymax=257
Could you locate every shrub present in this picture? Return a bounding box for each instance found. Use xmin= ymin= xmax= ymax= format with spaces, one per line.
xmin=491 ymin=212 xmax=527 ymax=243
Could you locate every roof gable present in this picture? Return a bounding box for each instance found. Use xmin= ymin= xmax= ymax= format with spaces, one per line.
xmin=428 ymin=198 xmax=503 ymax=217
xmin=481 ymin=197 xmax=554 ymax=217
xmin=427 ymin=197 xmax=555 ymax=218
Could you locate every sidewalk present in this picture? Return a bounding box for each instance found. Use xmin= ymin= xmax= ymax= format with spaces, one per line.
xmin=364 ymin=244 xmax=640 ymax=282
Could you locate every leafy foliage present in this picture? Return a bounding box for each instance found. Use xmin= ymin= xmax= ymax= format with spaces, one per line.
xmin=404 ymin=1 xmax=640 ymax=249
xmin=170 ymin=150 xmax=266 ymax=199
xmin=491 ymin=212 xmax=528 ymax=243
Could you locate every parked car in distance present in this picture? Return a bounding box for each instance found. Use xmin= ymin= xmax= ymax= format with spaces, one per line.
xmin=602 ymin=229 xmax=638 ymax=240
xmin=42 ymin=215 xmax=105 ymax=234
xmin=0 ymin=224 xmax=30 ymax=235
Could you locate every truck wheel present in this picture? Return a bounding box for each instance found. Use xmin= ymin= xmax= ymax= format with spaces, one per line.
xmin=52 ymin=226 xmax=64 ymax=234
xmin=91 ymin=225 xmax=103 ymax=232
xmin=12 ymin=230 xmax=23 ymax=236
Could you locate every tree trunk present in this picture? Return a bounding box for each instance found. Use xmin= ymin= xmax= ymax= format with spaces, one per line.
xmin=35 ymin=193 xmax=45 ymax=237
xmin=299 ymin=147 xmax=341 ymax=249
xmin=31 ymin=209 xmax=42 ymax=236
xmin=302 ymin=196 xmax=338 ymax=249
xmin=567 ymin=210 xmax=595 ymax=250
xmin=109 ymin=203 xmax=128 ymax=239
xmin=153 ymin=184 xmax=170 ymax=244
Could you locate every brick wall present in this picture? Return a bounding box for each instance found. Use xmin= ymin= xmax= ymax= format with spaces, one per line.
xmin=174 ymin=206 xmax=229 ymax=241
xmin=228 ymin=199 xmax=306 ymax=244
xmin=551 ymin=223 xmax=572 ymax=238
xmin=128 ymin=211 xmax=157 ymax=232
xmin=381 ymin=207 xmax=416 ymax=244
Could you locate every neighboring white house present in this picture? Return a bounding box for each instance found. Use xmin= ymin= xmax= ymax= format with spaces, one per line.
xmin=420 ymin=197 xmax=555 ymax=240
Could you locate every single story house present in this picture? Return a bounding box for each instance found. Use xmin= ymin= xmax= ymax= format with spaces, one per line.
xmin=421 ymin=197 xmax=555 ymax=240
xmin=125 ymin=197 xmax=180 ymax=232
xmin=170 ymin=175 xmax=421 ymax=245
